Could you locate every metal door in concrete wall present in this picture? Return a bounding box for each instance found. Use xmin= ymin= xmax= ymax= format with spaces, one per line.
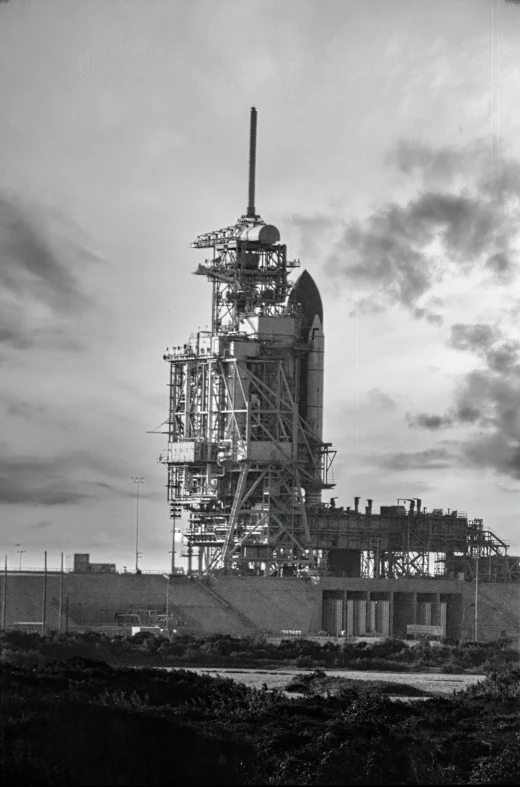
xmin=417 ymin=602 xmax=432 ymax=626
xmin=440 ymin=601 xmax=447 ymax=635
xmin=346 ymin=599 xmax=354 ymax=637
xmin=393 ymin=593 xmax=415 ymax=639
xmin=369 ymin=600 xmax=390 ymax=636
xmin=323 ymin=597 xmax=343 ymax=635
xmin=348 ymin=599 xmax=367 ymax=636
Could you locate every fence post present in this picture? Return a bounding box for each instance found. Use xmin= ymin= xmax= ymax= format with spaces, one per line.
xmin=2 ymin=556 xmax=7 ymax=630
xmin=59 ymin=552 xmax=64 ymax=632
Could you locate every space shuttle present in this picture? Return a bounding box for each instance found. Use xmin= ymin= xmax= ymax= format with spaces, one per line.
xmin=289 ymin=269 xmax=325 ymax=504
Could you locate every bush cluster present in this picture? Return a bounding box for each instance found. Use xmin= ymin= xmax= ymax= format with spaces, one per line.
xmin=2 ymin=655 xmax=520 ymax=784
xmin=1 ymin=630 xmax=518 ymax=673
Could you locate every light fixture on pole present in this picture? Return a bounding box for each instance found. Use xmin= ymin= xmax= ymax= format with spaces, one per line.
xmin=17 ymin=549 xmax=26 ymax=571
xmin=162 ymin=573 xmax=170 ymax=632
xmin=131 ymin=477 xmax=145 ymax=572
xmin=169 ymin=527 xmax=182 ymax=576
xmin=170 ymin=500 xmax=182 ymax=575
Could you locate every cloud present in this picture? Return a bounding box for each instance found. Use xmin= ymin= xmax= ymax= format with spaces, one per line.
xmin=0 ymin=451 xmax=125 ymax=506
xmin=406 ymin=412 xmax=455 ymax=430
xmin=485 ymin=251 xmax=517 ymax=284
xmin=413 ymin=307 xmax=443 ymax=326
xmin=449 ymin=323 xmax=499 ymax=353
xmin=2 ymin=398 xmax=47 ymax=419
xmin=408 ymin=317 xmax=520 ymax=479
xmin=325 ymin=139 xmax=520 ymax=321
xmin=447 ymin=323 xmax=520 ymax=375
xmin=365 ymin=388 xmax=397 ymax=411
xmin=0 ymin=190 xmax=100 ymax=353
xmin=287 ymin=213 xmax=335 ymax=237
xmin=462 ymin=432 xmax=520 ymax=480
xmin=372 ymin=447 xmax=454 ymax=471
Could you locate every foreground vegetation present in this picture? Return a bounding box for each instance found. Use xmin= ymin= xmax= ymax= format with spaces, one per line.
xmin=1 ymin=648 xmax=520 ymax=784
xmin=285 ymin=670 xmax=434 ymax=697
xmin=1 ymin=629 xmax=519 ymax=673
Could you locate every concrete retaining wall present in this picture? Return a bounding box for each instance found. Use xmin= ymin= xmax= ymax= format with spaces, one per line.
xmin=1 ymin=573 xmax=519 ymax=641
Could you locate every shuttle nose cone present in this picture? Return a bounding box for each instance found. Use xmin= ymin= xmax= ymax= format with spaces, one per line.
xmin=288 ymin=270 xmax=324 ymax=338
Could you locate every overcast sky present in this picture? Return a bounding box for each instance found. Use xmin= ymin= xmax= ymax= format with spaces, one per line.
xmin=1 ymin=0 xmax=520 ymax=570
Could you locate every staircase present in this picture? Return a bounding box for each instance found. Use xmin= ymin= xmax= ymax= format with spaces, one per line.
xmin=478 ymin=586 xmax=520 ymax=632
xmin=192 ymin=576 xmax=260 ymax=634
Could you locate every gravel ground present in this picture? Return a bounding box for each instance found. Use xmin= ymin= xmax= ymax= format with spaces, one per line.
xmin=165 ymin=667 xmax=484 ymax=696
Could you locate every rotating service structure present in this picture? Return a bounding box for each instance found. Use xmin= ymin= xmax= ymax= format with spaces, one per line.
xmin=160 ymin=108 xmax=336 ymax=574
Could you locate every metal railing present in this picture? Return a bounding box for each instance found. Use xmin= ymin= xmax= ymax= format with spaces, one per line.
xmin=2 ymin=567 xmax=185 ymax=576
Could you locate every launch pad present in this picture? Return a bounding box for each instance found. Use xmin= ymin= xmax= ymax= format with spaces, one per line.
xmin=159 ymin=108 xmax=520 ymax=585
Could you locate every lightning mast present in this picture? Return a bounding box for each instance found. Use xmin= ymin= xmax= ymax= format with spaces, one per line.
xmin=160 ymin=108 xmax=335 ymax=575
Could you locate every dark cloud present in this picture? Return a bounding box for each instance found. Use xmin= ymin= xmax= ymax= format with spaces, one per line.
xmin=448 ymin=324 xmax=520 ymax=375
xmin=407 ymin=403 xmax=482 ymax=432
xmin=486 ymin=343 xmax=520 ymax=374
xmin=413 ymin=307 xmax=443 ymax=326
xmin=328 ymin=203 xmax=433 ymax=312
xmin=0 ymin=452 xmax=123 ymax=506
xmin=406 ymin=412 xmax=455 ymax=430
xmin=3 ymin=398 xmax=47 ymax=419
xmin=455 ymin=404 xmax=482 ymax=424
xmin=449 ymin=323 xmax=499 ymax=353
xmin=373 ymin=448 xmax=454 ymax=471
xmin=326 ymin=139 xmax=520 ymax=321
xmin=409 ymin=319 xmax=520 ymax=478
xmin=485 ymin=251 xmax=517 ymax=284
xmin=387 ymin=140 xmax=466 ymax=183
xmin=462 ymin=432 xmax=520 ymax=480
xmin=32 ymin=520 xmax=53 ymax=530
xmin=0 ymin=191 xmax=100 ymax=353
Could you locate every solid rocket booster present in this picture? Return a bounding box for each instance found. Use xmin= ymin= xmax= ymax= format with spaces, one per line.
xmin=306 ymin=312 xmax=324 ymax=443
xmin=288 ymin=270 xmax=325 ymax=444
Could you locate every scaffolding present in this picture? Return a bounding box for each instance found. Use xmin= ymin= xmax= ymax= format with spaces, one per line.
xmin=160 ymin=108 xmax=335 ymax=574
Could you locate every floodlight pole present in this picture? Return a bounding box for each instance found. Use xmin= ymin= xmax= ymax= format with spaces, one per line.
xmin=474 ymin=555 xmax=479 ymax=642
xmin=163 ymin=573 xmax=170 ymax=631
xmin=132 ymin=477 xmax=145 ymax=572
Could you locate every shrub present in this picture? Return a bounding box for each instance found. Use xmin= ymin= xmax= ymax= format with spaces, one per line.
xmin=295 ymin=655 xmax=315 ymax=668
xmin=0 ymin=648 xmax=45 ymax=668
xmin=469 ymin=733 xmax=520 ymax=784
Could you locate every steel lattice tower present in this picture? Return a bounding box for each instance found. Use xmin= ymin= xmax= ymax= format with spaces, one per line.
xmin=160 ymin=108 xmax=335 ymax=575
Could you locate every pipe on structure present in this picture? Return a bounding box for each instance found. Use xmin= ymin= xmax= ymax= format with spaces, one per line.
xmin=354 ymin=497 xmax=360 ymax=513
xmin=366 ymin=499 xmax=373 ymax=515
xmin=247 ymin=107 xmax=257 ymax=217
